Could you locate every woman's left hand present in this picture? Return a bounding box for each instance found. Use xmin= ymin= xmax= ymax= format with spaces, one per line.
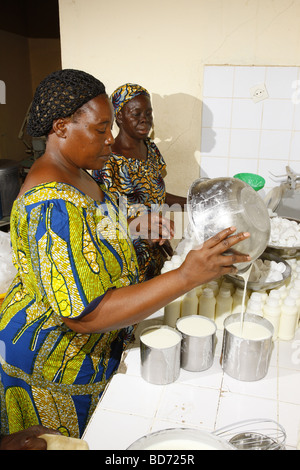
xmin=129 ymin=212 xmax=175 ymax=245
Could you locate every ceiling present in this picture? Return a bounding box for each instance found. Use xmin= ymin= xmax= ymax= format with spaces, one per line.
xmin=0 ymin=0 xmax=60 ymax=38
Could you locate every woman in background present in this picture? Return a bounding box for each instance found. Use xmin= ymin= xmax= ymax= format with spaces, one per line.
xmin=93 ymin=83 xmax=186 ymax=282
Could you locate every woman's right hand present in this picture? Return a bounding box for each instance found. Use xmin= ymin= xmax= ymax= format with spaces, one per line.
xmin=178 ymin=226 xmax=251 ymax=288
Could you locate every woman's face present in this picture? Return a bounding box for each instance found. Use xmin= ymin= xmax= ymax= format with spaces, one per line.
xmin=61 ymin=94 xmax=114 ymax=170
xmin=118 ymin=94 xmax=153 ymax=140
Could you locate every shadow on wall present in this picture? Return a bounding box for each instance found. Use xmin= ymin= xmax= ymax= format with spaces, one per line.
xmin=150 ymin=93 xmax=216 ymax=186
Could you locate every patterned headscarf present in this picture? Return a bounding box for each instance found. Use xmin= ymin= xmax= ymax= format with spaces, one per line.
xmin=111 ymin=83 xmax=150 ymax=117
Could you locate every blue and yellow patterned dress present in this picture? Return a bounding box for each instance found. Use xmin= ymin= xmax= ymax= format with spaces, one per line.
xmin=93 ymin=138 xmax=167 ymax=282
xmin=0 ymin=182 xmax=139 ymax=438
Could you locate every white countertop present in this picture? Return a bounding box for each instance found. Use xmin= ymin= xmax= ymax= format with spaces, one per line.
xmin=83 ymin=310 xmax=300 ymax=450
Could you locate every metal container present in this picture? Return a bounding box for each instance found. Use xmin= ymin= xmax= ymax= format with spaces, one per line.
xmin=225 ymin=252 xmax=291 ymax=291
xmin=127 ymin=427 xmax=235 ymax=450
xmin=140 ymin=325 xmax=182 ymax=385
xmin=221 ymin=313 xmax=274 ymax=381
xmin=0 ymin=159 xmax=21 ymax=217
xmin=176 ymin=315 xmax=216 ymax=372
xmin=187 ymin=177 xmax=271 ymax=273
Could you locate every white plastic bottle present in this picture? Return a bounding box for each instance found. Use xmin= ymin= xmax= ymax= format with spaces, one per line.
xmin=263 ymin=297 xmax=281 ymax=340
xmin=246 ymin=299 xmax=263 ymax=316
xmin=198 ymin=287 xmax=216 ymax=320
xmin=249 ymin=292 xmax=264 ymax=305
xmin=273 ymin=284 xmax=288 ymax=301
xmin=215 ymin=288 xmax=233 ymax=330
xmin=181 ymin=289 xmax=199 ymax=317
xmin=287 ymin=287 xmax=300 ymax=323
xmin=268 ymin=289 xmax=282 ymax=305
xmin=256 ymin=290 xmax=268 ymax=305
xmin=278 ymin=296 xmax=298 ymax=341
xmin=164 ymin=297 xmax=182 ymax=328
xmin=195 ymin=285 xmax=203 ymax=298
xmin=205 ymin=281 xmax=219 ymax=296
xmin=292 ymin=279 xmax=300 ymax=291
xmin=232 ymin=287 xmax=249 ymax=315
xmin=292 ymin=265 xmax=300 ymax=280
xmin=220 ymin=279 xmax=235 ymax=295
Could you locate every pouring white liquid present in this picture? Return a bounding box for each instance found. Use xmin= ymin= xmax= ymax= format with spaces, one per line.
xmin=238 ymin=264 xmax=253 ymax=335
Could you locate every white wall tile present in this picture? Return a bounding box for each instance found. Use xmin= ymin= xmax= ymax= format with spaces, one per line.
xmin=265 ymin=66 xmax=298 ymax=100
xmin=229 ymin=129 xmax=260 ymax=158
xmin=201 ymin=65 xmax=300 ymax=189
xmin=278 ymin=369 xmax=300 ymax=404
xmin=200 ymin=156 xmax=228 ymax=178
xmin=231 ymin=98 xmax=263 ymax=129
xmin=216 ymin=393 xmax=278 ymax=429
xmin=156 ymin=383 xmax=220 ymax=429
xmin=289 ymin=131 xmax=300 ymax=160
xmin=233 ymin=66 xmax=266 ymax=98
xmin=262 ymin=99 xmax=294 ymax=130
xmin=228 ymin=158 xmax=258 ymax=177
xmin=293 ymin=103 xmax=300 ymax=130
xmin=99 ymin=374 xmax=164 ymax=417
xmin=260 ymin=130 xmax=291 ymax=159
xmin=202 ymin=97 xmax=232 ymax=128
xmin=203 ymin=65 xmax=234 ymax=97
xmin=278 ymin=401 xmax=300 ymax=449
xmin=201 ymin=128 xmax=230 ymax=156
xmin=84 ymin=409 xmax=152 ymax=450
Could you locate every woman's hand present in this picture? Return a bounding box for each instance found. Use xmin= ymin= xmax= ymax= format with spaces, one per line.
xmin=178 ymin=226 xmax=251 ymax=287
xmin=129 ymin=212 xmax=174 ymax=245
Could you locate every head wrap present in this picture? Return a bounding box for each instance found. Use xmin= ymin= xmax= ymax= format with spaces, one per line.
xmin=111 ymin=83 xmax=150 ymax=117
xmin=27 ymin=69 xmax=106 ymax=137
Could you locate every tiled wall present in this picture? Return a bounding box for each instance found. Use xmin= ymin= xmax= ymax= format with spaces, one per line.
xmin=200 ymin=65 xmax=300 ymax=196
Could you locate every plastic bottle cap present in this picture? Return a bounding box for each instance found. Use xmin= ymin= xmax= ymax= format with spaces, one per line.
xmin=266 ymin=297 xmax=280 ymax=307
xmin=289 ymin=288 xmax=300 ymax=298
xmin=269 ymin=290 xmax=281 ymax=297
xmin=251 ymin=292 xmax=263 ymax=301
xmin=247 ymin=300 xmax=261 ymax=311
xmin=235 ymin=288 xmax=245 ymax=295
xmin=203 ymin=288 xmax=214 ymax=297
xmin=219 ymin=288 xmax=231 ymax=297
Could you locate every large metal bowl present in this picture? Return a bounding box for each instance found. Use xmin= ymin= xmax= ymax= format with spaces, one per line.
xmin=187 ymin=177 xmax=271 ymax=272
xmin=225 ymin=252 xmax=291 ymax=291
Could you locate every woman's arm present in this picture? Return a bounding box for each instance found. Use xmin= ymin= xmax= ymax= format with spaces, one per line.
xmin=62 ymin=227 xmax=250 ymax=334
